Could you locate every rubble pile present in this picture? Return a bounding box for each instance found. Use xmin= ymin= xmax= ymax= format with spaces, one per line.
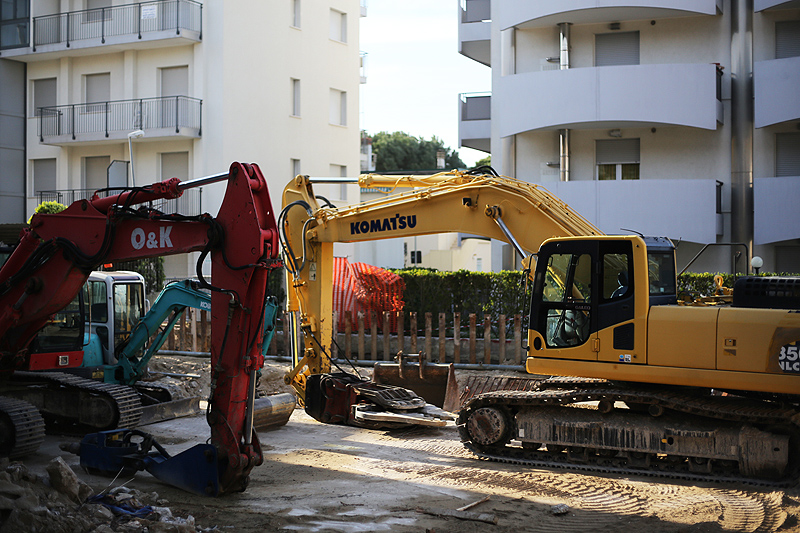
xmin=145 ymin=356 xmax=294 ymax=399
xmin=0 ymin=457 xmax=208 ymax=532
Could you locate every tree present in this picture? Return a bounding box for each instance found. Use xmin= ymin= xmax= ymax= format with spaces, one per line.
xmin=370 ymin=131 xmax=465 ymax=171
xmin=474 ymin=155 xmax=491 ymax=168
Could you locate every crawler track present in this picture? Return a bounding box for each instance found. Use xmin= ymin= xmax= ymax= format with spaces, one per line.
xmin=8 ymin=371 xmax=142 ymax=430
xmin=0 ymin=396 xmax=45 ymax=459
xmin=457 ymin=380 xmax=800 ymax=487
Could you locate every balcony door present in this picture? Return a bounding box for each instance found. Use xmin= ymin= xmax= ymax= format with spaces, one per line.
xmin=83 ymin=73 xmax=110 ymax=133
xmin=84 ymin=155 xmax=110 ymax=193
xmin=160 ymin=66 xmax=188 ymax=129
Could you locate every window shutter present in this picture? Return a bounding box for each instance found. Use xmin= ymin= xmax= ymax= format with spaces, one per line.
xmin=776 ymin=133 xmax=800 ymax=177
xmin=596 ymin=139 xmax=640 ymax=164
xmin=595 ymin=31 xmax=640 ymax=66
xmin=776 ymin=21 xmax=800 ymax=59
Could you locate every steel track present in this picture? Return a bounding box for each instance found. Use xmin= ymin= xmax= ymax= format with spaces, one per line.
xmin=0 ymin=396 xmax=45 ymax=459
xmin=457 ymin=382 xmax=800 ymax=488
xmin=10 ymin=371 xmax=142 ymax=429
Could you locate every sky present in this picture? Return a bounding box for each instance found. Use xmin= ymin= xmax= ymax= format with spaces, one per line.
xmin=358 ymin=1 xmax=491 ymax=167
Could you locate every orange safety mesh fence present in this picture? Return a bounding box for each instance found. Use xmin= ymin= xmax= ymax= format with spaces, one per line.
xmin=332 ymin=257 xmax=405 ymax=333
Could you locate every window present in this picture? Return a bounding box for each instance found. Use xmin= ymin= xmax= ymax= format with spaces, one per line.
xmin=595 ymin=31 xmax=639 ymax=66
xmin=161 ymin=152 xmax=189 ymax=181
xmin=542 ymin=253 xmax=592 ymax=348
xmin=596 ymin=139 xmax=640 ymax=180
xmin=84 ymin=0 xmax=111 ymax=23
xmin=32 ymin=158 xmax=57 ymax=195
xmin=113 ymin=282 xmax=144 ymax=350
xmin=776 ymin=133 xmax=800 ymax=177
xmin=291 ymin=158 xmax=301 ymax=179
xmin=291 ymin=78 xmax=300 ymax=117
xmin=84 ymin=155 xmax=110 ymax=191
xmin=329 ymin=89 xmax=346 ymax=126
xmin=0 ymin=0 xmax=29 ymax=49
xmin=647 ymin=251 xmax=676 ymax=297
xmin=330 ymin=164 xmax=347 ymax=200
xmin=160 ymin=66 xmax=188 ymax=97
xmin=776 ymin=21 xmax=800 ymax=59
xmin=32 ymin=78 xmax=56 ymax=117
xmin=330 ymin=9 xmax=346 ymax=42
xmin=602 ymin=253 xmax=630 ymax=300
xmin=85 ymin=72 xmax=110 ymax=113
xmin=291 ymin=0 xmax=300 ymax=28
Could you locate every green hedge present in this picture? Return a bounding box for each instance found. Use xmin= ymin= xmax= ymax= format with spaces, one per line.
xmin=676 ymin=271 xmax=788 ymax=300
xmin=393 ymin=269 xmax=789 ymax=320
xmin=391 ymin=269 xmax=531 ymax=320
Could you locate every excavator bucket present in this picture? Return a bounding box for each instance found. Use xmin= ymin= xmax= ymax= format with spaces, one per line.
xmin=372 ymin=353 xmax=460 ymax=412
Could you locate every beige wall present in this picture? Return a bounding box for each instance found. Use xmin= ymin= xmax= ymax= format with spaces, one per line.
xmin=24 ymin=0 xmax=362 ymax=280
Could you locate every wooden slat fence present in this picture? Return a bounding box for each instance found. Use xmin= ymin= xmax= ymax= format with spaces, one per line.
xmin=163 ymin=309 xmax=527 ymax=366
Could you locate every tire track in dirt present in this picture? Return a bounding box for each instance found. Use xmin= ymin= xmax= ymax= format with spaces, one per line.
xmin=363 ymin=433 xmax=790 ymax=532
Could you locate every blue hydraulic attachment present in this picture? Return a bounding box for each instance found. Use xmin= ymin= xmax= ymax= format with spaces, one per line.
xmin=66 ymin=429 xmax=221 ymax=496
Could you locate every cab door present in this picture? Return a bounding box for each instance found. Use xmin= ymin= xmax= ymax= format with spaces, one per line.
xmin=530 ymin=240 xmax=598 ymax=361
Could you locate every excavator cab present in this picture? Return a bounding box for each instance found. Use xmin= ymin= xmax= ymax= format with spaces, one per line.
xmin=528 ymin=235 xmax=676 ymax=364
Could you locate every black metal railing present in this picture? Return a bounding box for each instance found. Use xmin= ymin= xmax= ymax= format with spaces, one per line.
xmin=37 ymin=187 xmax=202 ymax=215
xmin=38 ymin=95 xmax=201 ymax=141
xmin=32 ymin=0 xmax=201 ymax=49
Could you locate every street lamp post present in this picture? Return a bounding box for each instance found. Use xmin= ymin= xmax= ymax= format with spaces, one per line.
xmin=127 ymin=129 xmax=145 ymax=186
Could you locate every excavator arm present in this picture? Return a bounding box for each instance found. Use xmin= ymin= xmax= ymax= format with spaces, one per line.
xmin=0 ymin=162 xmax=281 ymax=495
xmin=279 ymin=169 xmax=601 ymax=420
xmin=114 ymin=279 xmax=212 ymax=386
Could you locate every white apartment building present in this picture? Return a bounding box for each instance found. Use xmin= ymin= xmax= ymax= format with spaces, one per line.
xmin=458 ymin=0 xmax=800 ymax=274
xmin=0 ymin=0 xmax=362 ymax=279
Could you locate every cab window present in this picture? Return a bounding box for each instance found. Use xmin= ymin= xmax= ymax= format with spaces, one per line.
xmin=603 ymin=252 xmax=630 ymax=300
xmin=543 ymin=253 xmax=591 ymax=348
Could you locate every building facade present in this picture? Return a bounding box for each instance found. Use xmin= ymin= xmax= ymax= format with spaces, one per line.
xmin=0 ymin=0 xmax=362 ymax=279
xmin=458 ymin=0 xmax=800 ymax=274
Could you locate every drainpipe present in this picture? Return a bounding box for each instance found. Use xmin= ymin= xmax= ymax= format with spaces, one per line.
xmin=730 ymin=0 xmax=754 ymax=272
xmin=559 ymin=23 xmax=571 ymax=182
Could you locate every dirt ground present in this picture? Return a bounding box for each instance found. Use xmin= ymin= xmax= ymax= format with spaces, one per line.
xmin=14 ymin=357 xmax=800 ymax=532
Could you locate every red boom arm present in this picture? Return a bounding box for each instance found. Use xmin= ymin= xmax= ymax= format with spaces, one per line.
xmin=0 ymin=162 xmax=280 ymax=493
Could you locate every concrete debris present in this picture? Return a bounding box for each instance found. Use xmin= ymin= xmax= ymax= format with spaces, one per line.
xmin=0 ymin=459 xmax=203 ymax=532
xmin=47 ymin=456 xmax=93 ymax=504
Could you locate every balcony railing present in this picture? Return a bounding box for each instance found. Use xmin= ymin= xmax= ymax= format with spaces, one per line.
xmin=37 ymin=187 xmax=202 ymax=216
xmin=461 ymin=0 xmax=490 ymax=23
xmin=460 ymin=92 xmax=491 ymax=121
xmin=38 ymin=96 xmax=202 ymax=141
xmin=32 ymin=0 xmax=202 ymax=50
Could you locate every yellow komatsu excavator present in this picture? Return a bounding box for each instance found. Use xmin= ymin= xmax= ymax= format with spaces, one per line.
xmin=280 ymin=168 xmax=800 ymax=484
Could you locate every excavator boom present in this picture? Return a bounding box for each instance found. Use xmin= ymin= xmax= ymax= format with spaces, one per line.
xmin=0 ymin=162 xmax=281 ymax=494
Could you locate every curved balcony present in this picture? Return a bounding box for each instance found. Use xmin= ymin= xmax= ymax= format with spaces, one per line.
xmin=37 ymin=96 xmax=201 ymax=145
xmin=755 ymin=177 xmax=800 ymax=244
xmin=548 ymin=178 xmax=720 ymax=244
xmin=496 ymin=63 xmax=722 ymax=137
xmin=458 ymin=93 xmax=491 ymax=153
xmin=754 ymin=56 xmax=800 ymax=128
xmin=495 ymin=0 xmax=721 ymax=31
xmin=459 ymin=0 xmax=490 ymax=66
xmin=755 ymin=0 xmax=800 ymax=11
